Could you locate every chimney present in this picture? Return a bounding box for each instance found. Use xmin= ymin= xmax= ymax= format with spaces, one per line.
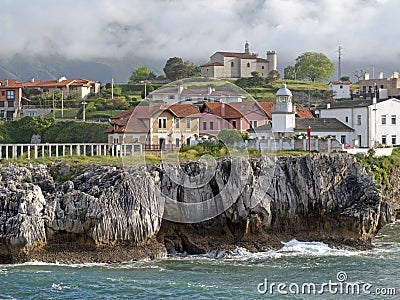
xmin=364 ymin=73 xmax=370 ymax=80
xmin=326 ymin=103 xmax=331 ymax=109
xmin=31 ymin=78 xmax=35 ymax=83
xmin=208 ymin=86 xmax=212 ymax=95
xmin=5 ymin=80 xmax=8 ymax=87
xmin=221 ymin=102 xmax=226 ymax=117
xmin=378 ymin=72 xmax=384 ymax=79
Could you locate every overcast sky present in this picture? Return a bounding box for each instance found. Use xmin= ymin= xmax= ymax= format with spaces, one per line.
xmin=1 ymin=0 xmax=399 ymax=80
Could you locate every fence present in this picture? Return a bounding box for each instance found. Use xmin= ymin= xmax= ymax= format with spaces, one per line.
xmin=0 ymin=143 xmax=143 ymax=160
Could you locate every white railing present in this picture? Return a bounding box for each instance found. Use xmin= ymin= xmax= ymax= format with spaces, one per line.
xmin=0 ymin=143 xmax=143 ymax=160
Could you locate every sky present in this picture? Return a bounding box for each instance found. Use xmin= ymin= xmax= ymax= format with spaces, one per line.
xmin=1 ymin=0 xmax=399 ymax=81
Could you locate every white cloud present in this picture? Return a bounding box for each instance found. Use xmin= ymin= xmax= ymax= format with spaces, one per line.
xmin=0 ymin=0 xmax=399 ymax=78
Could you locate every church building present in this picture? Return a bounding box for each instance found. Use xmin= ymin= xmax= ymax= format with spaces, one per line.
xmin=200 ymin=42 xmax=277 ymax=79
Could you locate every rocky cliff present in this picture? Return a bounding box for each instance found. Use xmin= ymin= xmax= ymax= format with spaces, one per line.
xmin=0 ymin=154 xmax=392 ymax=263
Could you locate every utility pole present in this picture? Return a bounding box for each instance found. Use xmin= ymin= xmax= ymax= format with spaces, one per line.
xmin=61 ymin=91 xmax=64 ymax=119
xmin=337 ymin=45 xmax=343 ymax=81
xmin=111 ymin=78 xmax=114 ymax=100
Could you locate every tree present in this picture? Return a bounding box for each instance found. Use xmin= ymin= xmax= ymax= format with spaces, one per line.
xmin=284 ymin=65 xmax=296 ymax=80
xmin=294 ymin=52 xmax=335 ymax=82
xmin=129 ymin=66 xmax=156 ymax=83
xmin=163 ymin=57 xmax=199 ymax=81
xmin=266 ymin=70 xmax=280 ymax=83
xmin=340 ymin=76 xmax=350 ymax=82
xmin=353 ymin=69 xmax=366 ymax=82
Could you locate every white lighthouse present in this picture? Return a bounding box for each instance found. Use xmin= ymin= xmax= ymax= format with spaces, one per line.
xmin=272 ymin=83 xmax=295 ymax=136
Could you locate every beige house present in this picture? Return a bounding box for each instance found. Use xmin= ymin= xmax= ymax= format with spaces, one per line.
xmin=200 ymin=42 xmax=277 ymax=79
xmin=21 ymin=77 xmax=100 ymax=99
xmin=107 ymin=104 xmax=200 ymax=150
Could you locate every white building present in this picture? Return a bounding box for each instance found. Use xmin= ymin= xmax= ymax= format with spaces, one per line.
xmin=316 ymin=98 xmax=400 ymax=147
xmin=149 ymin=85 xmax=245 ymax=104
xmin=200 ymin=42 xmax=277 ymax=79
xmin=329 ymin=81 xmax=351 ymax=99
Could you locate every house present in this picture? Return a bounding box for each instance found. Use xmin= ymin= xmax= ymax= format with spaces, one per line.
xmin=200 ymin=42 xmax=277 ymax=79
xmin=228 ymin=101 xmax=270 ymax=131
xmin=107 ymin=103 xmax=200 ymax=150
xmin=358 ymin=72 xmax=400 ymax=100
xmin=200 ymin=102 xmax=244 ymax=134
xmin=315 ymin=98 xmax=400 ymax=147
xmin=152 ymin=104 xmax=200 ymax=148
xmin=329 ymin=81 xmax=351 ymax=99
xmin=21 ymin=77 xmax=100 ymax=99
xmin=0 ymin=80 xmax=26 ymax=120
xmin=149 ymin=84 xmax=246 ymax=104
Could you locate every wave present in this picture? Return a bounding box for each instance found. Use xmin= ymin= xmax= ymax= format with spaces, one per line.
xmin=168 ymin=239 xmax=365 ymax=261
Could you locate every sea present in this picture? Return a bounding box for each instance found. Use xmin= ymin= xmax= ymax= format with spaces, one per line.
xmin=1 ymin=223 xmax=400 ymax=300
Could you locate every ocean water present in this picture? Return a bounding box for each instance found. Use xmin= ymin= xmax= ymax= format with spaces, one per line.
xmin=1 ymin=224 xmax=400 ymax=299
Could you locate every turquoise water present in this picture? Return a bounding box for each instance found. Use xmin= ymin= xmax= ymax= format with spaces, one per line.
xmin=1 ymin=223 xmax=400 ymax=299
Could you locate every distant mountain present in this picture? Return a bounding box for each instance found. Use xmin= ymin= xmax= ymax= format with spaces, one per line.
xmin=0 ymin=54 xmax=165 ymax=84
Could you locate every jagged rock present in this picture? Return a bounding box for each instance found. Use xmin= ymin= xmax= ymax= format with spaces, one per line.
xmin=0 ymin=154 xmax=393 ymax=263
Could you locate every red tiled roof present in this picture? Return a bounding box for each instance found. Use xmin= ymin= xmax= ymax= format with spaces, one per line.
xmin=295 ymin=106 xmax=314 ymax=118
xmin=216 ymin=51 xmax=258 ymax=59
xmin=168 ymin=104 xmax=199 ymax=117
xmin=202 ymin=102 xmax=243 ymax=119
xmin=256 ymin=58 xmax=269 ymax=63
xmin=0 ymin=80 xmax=22 ymax=88
xmin=258 ymin=102 xmax=273 ymax=119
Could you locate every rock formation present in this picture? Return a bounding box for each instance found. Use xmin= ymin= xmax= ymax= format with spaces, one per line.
xmin=0 ymin=153 xmax=392 ymax=263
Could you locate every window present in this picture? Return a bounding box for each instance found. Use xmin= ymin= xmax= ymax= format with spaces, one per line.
xmin=382 ymin=135 xmax=387 ymax=145
xmin=0 ymin=101 xmax=4 ymax=107
xmin=392 ymin=115 xmax=396 ymax=125
xmin=261 ymin=66 xmax=265 ymax=70
xmin=158 ymin=118 xmax=166 ymax=128
xmin=206 ymin=68 xmax=209 ymax=72
xmin=7 ymin=100 xmax=14 ymax=107
xmin=250 ymin=120 xmax=258 ymax=128
xmin=232 ymin=120 xmax=237 ymax=129
xmin=231 ymin=62 xmax=234 ymax=67
xmin=340 ymin=135 xmax=346 ymax=144
xmin=210 ymin=121 xmax=214 ymax=130
xmin=1 ymin=91 xmax=4 ymax=96
xmin=392 ymin=135 xmax=397 ymax=145
xmin=186 ymin=118 xmax=191 ymax=128
xmin=176 ymin=119 xmax=180 ymax=128
xmin=358 ymin=135 xmax=362 ymax=147
xmin=345 ymin=116 xmax=349 ymax=123
xmin=381 ymin=85 xmax=384 ymax=89
xmin=176 ymin=138 xmax=180 ymax=147
xmin=340 ymin=85 xmax=343 ymax=89
xmin=6 ymin=90 xmax=14 ymax=100
xmin=382 ymin=115 xmax=387 ymax=125
xmin=203 ymin=121 xmax=207 ymax=130
xmin=168 ymin=95 xmax=175 ymax=100
xmin=247 ymin=62 xmax=250 ymax=67
xmin=357 ymin=115 xmax=361 ymax=125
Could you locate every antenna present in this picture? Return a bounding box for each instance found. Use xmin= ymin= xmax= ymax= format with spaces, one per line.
xmin=337 ymin=45 xmax=343 ymax=81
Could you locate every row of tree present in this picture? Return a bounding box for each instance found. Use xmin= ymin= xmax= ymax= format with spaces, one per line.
xmin=129 ymin=52 xmax=338 ymax=84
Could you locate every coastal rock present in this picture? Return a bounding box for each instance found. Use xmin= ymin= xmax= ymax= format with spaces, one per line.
xmin=0 ymin=153 xmax=393 ymax=263
xmin=156 ymin=154 xmax=391 ymax=253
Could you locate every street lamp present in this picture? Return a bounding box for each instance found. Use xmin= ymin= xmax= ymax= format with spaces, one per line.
xmin=81 ymin=101 xmax=87 ymax=121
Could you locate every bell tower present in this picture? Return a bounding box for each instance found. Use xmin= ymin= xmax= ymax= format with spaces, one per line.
xmin=244 ymin=41 xmax=250 ymax=54
xmin=272 ymin=83 xmax=295 ymax=135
